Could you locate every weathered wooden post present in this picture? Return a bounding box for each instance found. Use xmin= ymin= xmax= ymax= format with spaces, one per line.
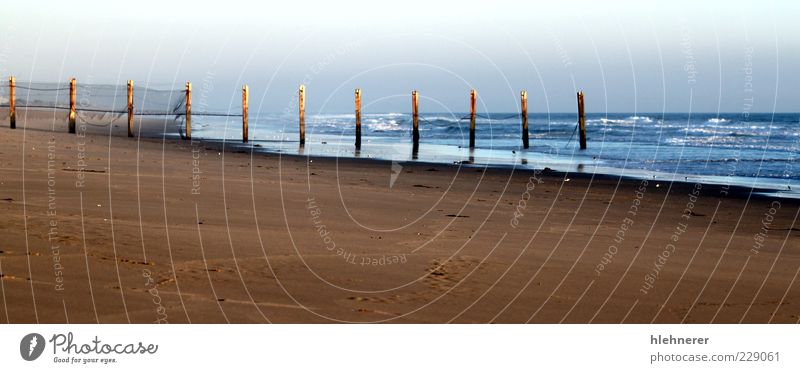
xmin=8 ymin=77 xmax=15 ymax=129
xmin=242 ymin=85 xmax=249 ymax=143
xmin=577 ymin=91 xmax=586 ymax=149
xmin=412 ymin=90 xmax=419 ymax=150
xmin=299 ymin=84 xmax=305 ymax=145
xmin=355 ymin=88 xmax=361 ymax=149
xmin=521 ymin=90 xmax=529 ymax=149
xmin=127 ymin=80 xmax=134 ymax=137
xmin=469 ymin=89 xmax=477 ymax=148
xmin=69 ymin=78 xmax=76 ymax=134
xmin=185 ymin=82 xmax=192 ymax=140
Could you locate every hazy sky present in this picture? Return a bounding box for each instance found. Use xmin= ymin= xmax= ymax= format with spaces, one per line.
xmin=1 ymin=0 xmax=797 ymax=114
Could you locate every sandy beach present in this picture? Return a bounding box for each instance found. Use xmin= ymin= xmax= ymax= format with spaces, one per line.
xmin=0 ymin=109 xmax=798 ymax=324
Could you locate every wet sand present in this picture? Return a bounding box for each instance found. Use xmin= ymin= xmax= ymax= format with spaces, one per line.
xmin=0 ymin=109 xmax=798 ymax=323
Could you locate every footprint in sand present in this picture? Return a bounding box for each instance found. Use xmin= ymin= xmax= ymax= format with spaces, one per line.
xmin=340 ymin=257 xmax=487 ymax=308
xmin=423 ymin=257 xmax=483 ymax=290
xmin=90 ymin=253 xmax=153 ymax=266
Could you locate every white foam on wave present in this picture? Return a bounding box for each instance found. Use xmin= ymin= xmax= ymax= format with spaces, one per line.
xmin=597 ymin=118 xmax=629 ymax=124
xmin=628 ymin=116 xmax=653 ymax=123
xmin=593 ymin=116 xmax=654 ymax=125
xmin=707 ymin=118 xmax=729 ymax=124
xmin=367 ymin=119 xmax=402 ymax=131
xmin=687 ymin=127 xmax=729 ymax=135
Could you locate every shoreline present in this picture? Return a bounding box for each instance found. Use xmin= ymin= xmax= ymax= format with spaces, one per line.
xmin=173 ymin=113 xmax=800 ymax=199
xmin=5 ymin=107 xmax=797 ymax=198
xmin=191 ymin=134 xmax=799 ymax=203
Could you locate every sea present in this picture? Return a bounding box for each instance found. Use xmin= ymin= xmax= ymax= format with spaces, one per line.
xmin=181 ymin=112 xmax=800 ymax=197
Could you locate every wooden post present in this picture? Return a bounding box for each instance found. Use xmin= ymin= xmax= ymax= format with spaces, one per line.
xmin=299 ymin=85 xmax=305 ymax=145
xmin=577 ymin=91 xmax=586 ymax=149
xmin=127 ymin=80 xmax=134 ymax=137
xmin=8 ymin=77 xmax=15 ymax=129
xmin=242 ymin=85 xmax=249 ymax=143
xmin=354 ymin=88 xmax=361 ymax=149
xmin=69 ymin=78 xmax=76 ymax=134
xmin=469 ymin=89 xmax=477 ymax=148
xmin=184 ymin=82 xmax=192 ymax=140
xmin=521 ymin=90 xmax=529 ymax=149
xmin=412 ymin=90 xmax=419 ymax=150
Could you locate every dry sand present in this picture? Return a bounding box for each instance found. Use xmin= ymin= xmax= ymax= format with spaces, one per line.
xmin=0 ymin=109 xmax=798 ymax=323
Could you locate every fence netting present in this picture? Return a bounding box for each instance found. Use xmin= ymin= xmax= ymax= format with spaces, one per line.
xmin=0 ymin=81 xmax=188 ymax=125
xmin=0 ymin=85 xmax=6 ymax=107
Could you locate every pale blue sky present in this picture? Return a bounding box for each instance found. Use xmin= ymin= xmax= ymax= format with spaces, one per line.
xmin=1 ymin=0 xmax=797 ymax=113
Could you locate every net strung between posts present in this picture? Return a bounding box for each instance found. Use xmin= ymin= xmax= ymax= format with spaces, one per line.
xmin=0 ymin=81 xmax=188 ymax=125
xmin=0 ymin=81 xmax=244 ymax=131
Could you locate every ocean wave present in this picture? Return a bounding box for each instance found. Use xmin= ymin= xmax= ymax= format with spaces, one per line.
xmin=685 ymin=128 xmax=757 ymax=137
xmin=417 ymin=116 xmax=460 ymax=123
xmin=310 ymin=114 xmax=355 ymax=120
xmin=628 ymin=116 xmax=654 ymax=122
xmin=665 ymin=137 xmax=797 ymax=152
xmin=366 ymin=120 xmax=403 ymax=132
xmin=707 ymin=118 xmax=729 ymax=124
xmin=365 ymin=112 xmax=404 ymax=118
xmin=590 ymin=116 xmax=654 ymax=125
